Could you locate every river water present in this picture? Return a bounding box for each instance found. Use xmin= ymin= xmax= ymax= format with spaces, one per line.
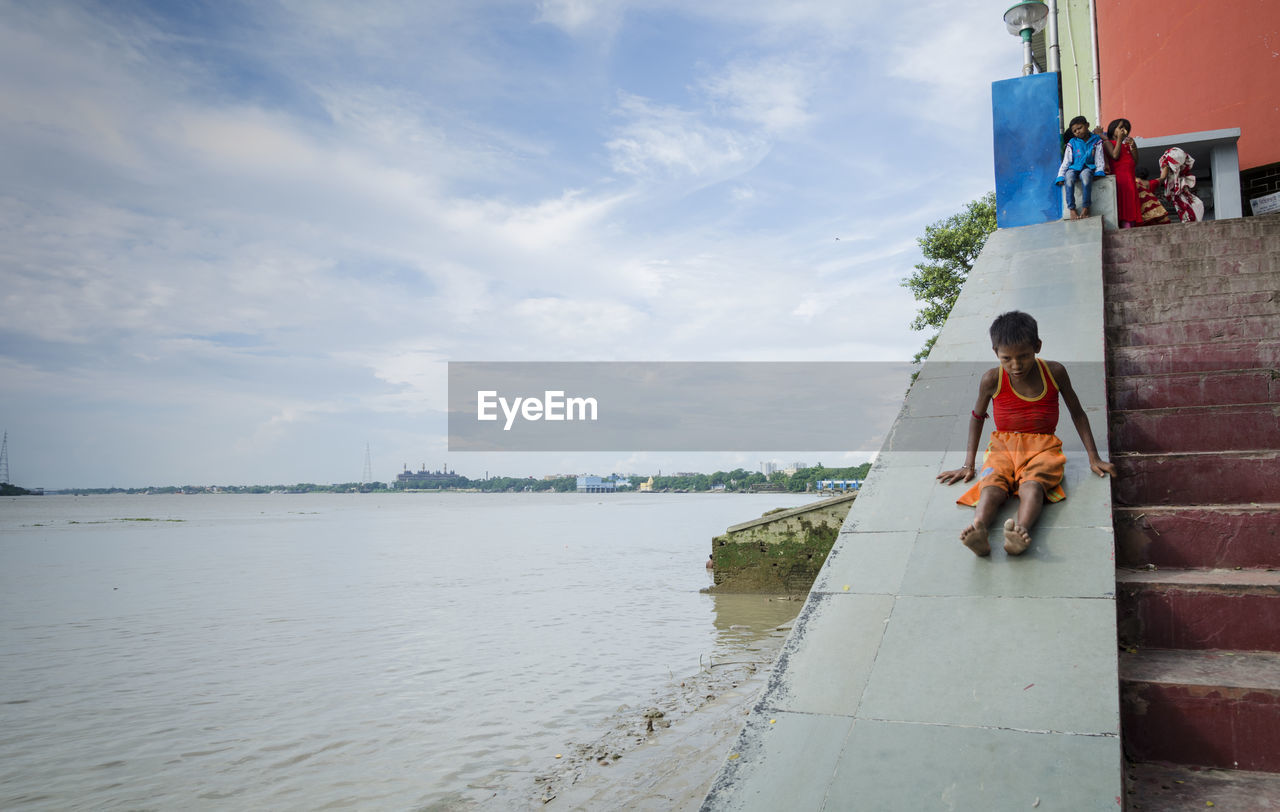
xmin=0 ymin=492 xmax=810 ymax=810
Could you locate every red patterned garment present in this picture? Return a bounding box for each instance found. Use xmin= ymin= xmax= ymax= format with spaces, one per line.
xmin=1138 ymin=180 xmax=1170 ymax=226
xmin=1158 ymin=147 xmax=1205 ymax=223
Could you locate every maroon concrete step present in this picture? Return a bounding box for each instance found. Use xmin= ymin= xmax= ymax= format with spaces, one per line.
xmin=1124 ymin=761 xmax=1280 ymax=810
xmin=1107 ymin=212 xmax=1280 ymax=241
xmin=1107 ymin=289 xmax=1279 ymax=327
xmin=1115 ymin=505 xmax=1280 ymax=569
xmin=1104 ymin=249 xmax=1277 ymax=284
xmin=1108 ymin=339 xmax=1280 ymax=377
xmin=1105 ymin=214 xmax=1280 ymax=253
xmin=1106 ymin=246 xmax=1280 ymax=286
xmin=1120 ymin=648 xmax=1280 ymax=772
xmin=1106 ymin=268 xmax=1279 ymax=303
xmin=1111 ymin=403 xmax=1280 ymax=453
xmin=1113 ymin=450 xmax=1280 ymax=506
xmin=1109 ymin=369 xmax=1279 ymax=411
xmin=1107 ymin=312 xmax=1280 ymax=348
xmin=1106 ymin=231 xmax=1280 ymax=262
xmin=1117 ymin=568 xmax=1280 ymax=651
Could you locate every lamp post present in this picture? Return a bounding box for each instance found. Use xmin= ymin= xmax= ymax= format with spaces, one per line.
xmin=1003 ymin=1 xmax=1050 ymax=76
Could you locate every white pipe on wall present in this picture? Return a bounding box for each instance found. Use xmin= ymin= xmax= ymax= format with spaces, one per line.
xmin=1047 ymin=0 xmax=1061 ymax=73
xmin=1088 ymin=0 xmax=1101 ymax=121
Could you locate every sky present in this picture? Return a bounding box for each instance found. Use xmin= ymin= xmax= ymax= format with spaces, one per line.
xmin=1 ymin=0 xmax=1020 ymax=489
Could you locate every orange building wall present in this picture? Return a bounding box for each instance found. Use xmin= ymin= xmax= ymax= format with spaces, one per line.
xmin=1096 ymin=0 xmax=1280 ymax=170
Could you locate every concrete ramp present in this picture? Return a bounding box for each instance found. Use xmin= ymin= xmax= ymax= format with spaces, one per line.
xmin=702 ymin=218 xmax=1122 ymax=810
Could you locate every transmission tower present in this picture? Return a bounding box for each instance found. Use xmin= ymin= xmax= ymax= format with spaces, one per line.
xmin=0 ymin=431 xmax=9 ymax=484
xmin=362 ymin=443 xmax=372 ymax=484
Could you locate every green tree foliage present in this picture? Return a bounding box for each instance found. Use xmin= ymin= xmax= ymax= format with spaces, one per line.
xmin=902 ymin=192 xmax=997 ymax=362
xmin=638 ymin=464 xmax=869 ymax=493
xmin=786 ymin=463 xmax=871 ymax=492
xmin=466 ymin=476 xmax=577 ymax=492
xmin=50 ymin=466 xmax=876 ymax=495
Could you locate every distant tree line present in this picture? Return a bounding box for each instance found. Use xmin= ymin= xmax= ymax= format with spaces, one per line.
xmin=644 ymin=463 xmax=872 ymax=493
xmin=52 ymin=482 xmax=393 ymax=495
xmin=49 ymin=464 xmax=873 ymax=495
xmin=465 ymin=476 xmax=578 ymax=493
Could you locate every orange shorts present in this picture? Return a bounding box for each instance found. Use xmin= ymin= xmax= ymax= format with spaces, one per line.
xmin=957 ymin=430 xmax=1066 ymax=506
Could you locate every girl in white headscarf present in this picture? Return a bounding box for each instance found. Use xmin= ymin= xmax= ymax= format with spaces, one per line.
xmin=1157 ymin=147 xmax=1205 ymax=223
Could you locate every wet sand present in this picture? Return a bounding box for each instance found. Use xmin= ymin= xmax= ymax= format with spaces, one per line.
xmin=477 ymin=611 xmax=794 ymax=811
xmin=536 ymin=658 xmax=774 ymax=810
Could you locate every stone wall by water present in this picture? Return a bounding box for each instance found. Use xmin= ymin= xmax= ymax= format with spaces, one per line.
xmin=708 ymin=494 xmax=856 ymax=593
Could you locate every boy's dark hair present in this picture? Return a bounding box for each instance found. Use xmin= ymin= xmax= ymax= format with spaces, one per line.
xmin=1106 ymin=118 xmax=1132 ymax=139
xmin=989 ymin=311 xmax=1040 ymax=349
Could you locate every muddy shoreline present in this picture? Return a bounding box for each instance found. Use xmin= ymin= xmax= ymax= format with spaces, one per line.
xmin=473 ymin=604 xmax=798 ymax=811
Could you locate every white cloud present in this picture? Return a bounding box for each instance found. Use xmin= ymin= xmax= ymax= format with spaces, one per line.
xmin=701 ymin=57 xmax=816 ymax=133
xmin=489 ymin=188 xmax=629 ymax=253
xmin=511 ymin=297 xmax=647 ymax=345
xmin=883 ymin=11 xmax=1013 ymax=125
xmin=534 ymin=0 xmax=620 ymax=32
xmin=336 ymin=346 xmax=449 ymax=413
xmin=0 ymin=1 xmax=1015 ymax=486
xmin=535 ymin=0 xmax=870 ymax=44
xmin=607 ymin=93 xmax=768 ymax=179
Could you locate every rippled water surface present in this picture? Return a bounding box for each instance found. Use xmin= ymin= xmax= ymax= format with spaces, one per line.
xmin=0 ymin=492 xmax=809 ymax=809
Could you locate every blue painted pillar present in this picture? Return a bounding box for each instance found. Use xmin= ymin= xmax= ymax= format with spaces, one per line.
xmin=992 ymin=73 xmax=1062 ymax=228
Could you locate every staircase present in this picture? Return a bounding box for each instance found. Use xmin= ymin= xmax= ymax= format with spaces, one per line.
xmin=1104 ymin=213 xmax=1280 ymax=809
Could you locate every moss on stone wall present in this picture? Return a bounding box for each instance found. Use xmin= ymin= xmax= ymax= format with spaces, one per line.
xmin=709 ymin=499 xmax=851 ymax=593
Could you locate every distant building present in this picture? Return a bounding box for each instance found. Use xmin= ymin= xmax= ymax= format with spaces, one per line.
xmin=639 ymin=476 xmax=655 ymax=492
xmin=576 ymin=474 xmax=633 ymax=493
xmin=577 ymin=475 xmax=612 ymax=493
xmin=761 ymin=461 xmax=778 ymax=476
xmin=816 ymin=479 xmax=861 ymax=493
xmin=1048 ymin=1 xmax=1279 ymax=218
xmin=396 ymin=464 xmax=465 ymax=488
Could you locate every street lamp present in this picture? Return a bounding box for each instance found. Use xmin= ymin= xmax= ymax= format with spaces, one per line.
xmin=1003 ymin=1 xmax=1050 ymax=76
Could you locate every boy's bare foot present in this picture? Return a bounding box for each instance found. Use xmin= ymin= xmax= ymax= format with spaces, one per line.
xmin=1068 ymin=209 xmax=1079 ymax=220
xmin=1003 ymin=518 xmax=1032 ymax=555
xmin=961 ymin=519 xmax=991 ymax=557
xmin=1079 ymin=206 xmax=1090 ymax=218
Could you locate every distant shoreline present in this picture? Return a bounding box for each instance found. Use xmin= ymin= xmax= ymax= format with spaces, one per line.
xmin=29 ymin=488 xmax=837 ymax=497
xmin=35 ymin=462 xmax=871 ymax=497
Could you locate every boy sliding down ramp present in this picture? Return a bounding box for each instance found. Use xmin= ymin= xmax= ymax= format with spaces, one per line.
xmin=937 ymin=311 xmax=1117 ymax=557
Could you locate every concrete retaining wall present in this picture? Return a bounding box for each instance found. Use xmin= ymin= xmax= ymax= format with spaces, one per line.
xmin=703 ymin=217 xmax=1122 ymax=811
xmin=709 ymin=494 xmax=856 ymax=593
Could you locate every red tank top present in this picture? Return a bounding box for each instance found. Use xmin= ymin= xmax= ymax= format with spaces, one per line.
xmin=992 ymin=358 xmax=1060 ymax=434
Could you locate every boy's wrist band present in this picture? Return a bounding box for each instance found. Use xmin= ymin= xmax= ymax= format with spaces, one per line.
xmin=971 ymin=410 xmax=988 ymax=420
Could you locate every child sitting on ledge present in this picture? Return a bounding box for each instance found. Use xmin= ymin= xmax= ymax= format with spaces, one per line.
xmin=1055 ymin=115 xmax=1107 ymax=219
xmin=937 ymin=311 xmax=1117 ymax=557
